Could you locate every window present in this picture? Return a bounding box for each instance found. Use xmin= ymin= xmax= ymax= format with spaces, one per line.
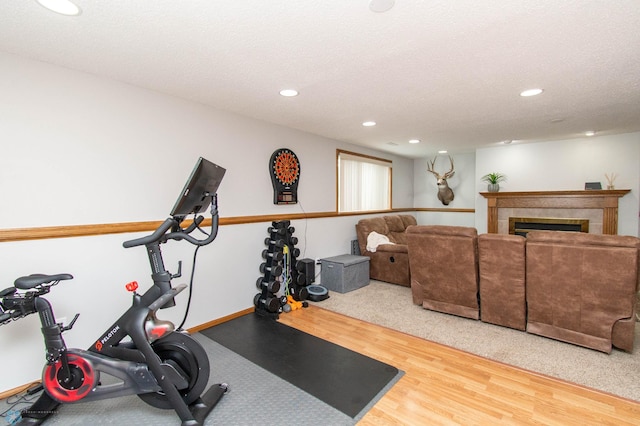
xmin=337 ymin=150 xmax=392 ymax=212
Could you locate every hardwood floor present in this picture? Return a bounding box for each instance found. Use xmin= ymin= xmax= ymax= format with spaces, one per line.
xmin=278 ymin=306 xmax=640 ymax=425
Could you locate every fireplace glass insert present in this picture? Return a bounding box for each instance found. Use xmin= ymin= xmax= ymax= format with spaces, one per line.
xmin=509 ymin=217 xmax=589 ymax=237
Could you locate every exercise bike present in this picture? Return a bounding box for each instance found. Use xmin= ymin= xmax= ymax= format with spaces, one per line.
xmin=0 ymin=158 xmax=227 ymax=425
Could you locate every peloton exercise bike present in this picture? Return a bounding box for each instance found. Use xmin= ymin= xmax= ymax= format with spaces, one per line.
xmin=0 ymin=157 xmax=227 ymax=425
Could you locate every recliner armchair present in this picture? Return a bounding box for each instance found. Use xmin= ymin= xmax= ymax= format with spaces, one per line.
xmin=526 ymin=230 xmax=640 ymax=353
xmin=355 ymin=215 xmax=416 ymax=287
xmin=407 ymin=225 xmax=480 ymax=319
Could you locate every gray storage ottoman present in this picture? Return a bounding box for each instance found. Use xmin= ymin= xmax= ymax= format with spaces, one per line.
xmin=320 ymin=254 xmax=370 ymax=293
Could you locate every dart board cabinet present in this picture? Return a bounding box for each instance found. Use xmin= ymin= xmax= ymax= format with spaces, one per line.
xmin=269 ymin=148 xmax=300 ymax=204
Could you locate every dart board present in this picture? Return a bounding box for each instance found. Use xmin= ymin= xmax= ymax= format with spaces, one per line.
xmin=270 ymin=148 xmax=300 ymax=205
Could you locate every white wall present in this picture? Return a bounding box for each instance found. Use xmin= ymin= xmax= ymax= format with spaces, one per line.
xmin=0 ymin=52 xmax=414 ymax=391
xmin=474 ymin=133 xmax=640 ymax=236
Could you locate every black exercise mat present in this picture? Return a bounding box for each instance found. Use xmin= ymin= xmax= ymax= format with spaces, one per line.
xmin=200 ymin=312 xmax=400 ymax=418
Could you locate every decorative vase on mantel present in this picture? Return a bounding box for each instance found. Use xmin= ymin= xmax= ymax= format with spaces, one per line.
xmin=605 ymin=173 xmax=617 ymax=190
xmin=487 ymin=183 xmax=500 ymax=192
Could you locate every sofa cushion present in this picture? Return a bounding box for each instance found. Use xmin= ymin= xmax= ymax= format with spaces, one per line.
xmin=384 ymin=215 xmax=416 ymax=244
xmin=384 ymin=216 xmax=404 ymax=244
xmin=363 ymin=217 xmax=390 ymax=235
xmin=384 ymin=215 xmax=405 ymax=232
xmin=400 ymin=215 xmax=418 ymax=229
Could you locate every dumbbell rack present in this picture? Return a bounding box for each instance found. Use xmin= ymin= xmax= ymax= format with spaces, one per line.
xmin=254 ymin=220 xmax=309 ymax=318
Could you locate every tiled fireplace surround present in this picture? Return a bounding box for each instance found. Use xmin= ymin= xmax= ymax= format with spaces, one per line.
xmin=480 ymin=190 xmax=631 ymax=235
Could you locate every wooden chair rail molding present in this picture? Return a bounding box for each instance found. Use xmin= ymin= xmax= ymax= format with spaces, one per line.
xmin=0 ymin=208 xmax=426 ymax=243
xmin=480 ymin=189 xmax=631 ymax=235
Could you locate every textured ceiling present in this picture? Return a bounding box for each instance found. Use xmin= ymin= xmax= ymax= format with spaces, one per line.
xmin=1 ymin=1 xmax=640 ymax=158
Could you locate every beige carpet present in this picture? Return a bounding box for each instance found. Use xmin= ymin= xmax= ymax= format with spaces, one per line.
xmin=309 ymin=280 xmax=640 ymax=402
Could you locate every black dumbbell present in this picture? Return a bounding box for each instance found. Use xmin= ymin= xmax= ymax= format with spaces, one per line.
xmin=268 ymin=226 xmax=286 ymax=235
xmin=256 ymin=278 xmax=281 ymax=293
xmin=290 ymin=285 xmax=309 ymax=301
xmin=262 ymin=249 xmax=284 ymax=261
xmin=260 ymin=263 xmax=283 ymax=276
xmin=253 ymin=293 xmax=280 ymax=313
xmin=264 ymin=237 xmax=285 ymax=248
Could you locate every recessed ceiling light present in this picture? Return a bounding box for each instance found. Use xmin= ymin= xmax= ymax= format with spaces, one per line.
xmin=409 ymin=139 xmax=420 ymax=144
xmin=369 ymin=0 xmax=395 ymax=13
xmin=36 ymin=0 xmax=81 ymax=16
xmin=438 ymin=150 xmax=448 ymax=154
xmin=362 ymin=121 xmax=376 ymax=127
xmin=585 ymin=130 xmax=596 ymax=136
xmin=279 ymin=89 xmax=298 ymax=97
xmin=520 ymin=88 xmax=543 ymax=97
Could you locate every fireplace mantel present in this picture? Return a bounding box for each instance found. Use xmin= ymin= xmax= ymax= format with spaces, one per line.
xmin=480 ymin=190 xmax=630 ymax=235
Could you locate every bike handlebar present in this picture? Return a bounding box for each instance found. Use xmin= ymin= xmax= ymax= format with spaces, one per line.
xmin=123 ymin=218 xmax=177 ymax=248
xmin=122 ymin=204 xmax=219 ymax=249
xmin=164 ymin=212 xmax=219 ymax=246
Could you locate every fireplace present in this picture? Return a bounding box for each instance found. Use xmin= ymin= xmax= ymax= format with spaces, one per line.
xmin=480 ymin=190 xmax=630 ymax=235
xmin=509 ymin=217 xmax=589 ymax=236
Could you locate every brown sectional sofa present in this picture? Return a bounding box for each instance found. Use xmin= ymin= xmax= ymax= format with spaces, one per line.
xmin=355 ymin=215 xmax=417 ymax=287
xmin=406 ymin=225 xmax=639 ymax=353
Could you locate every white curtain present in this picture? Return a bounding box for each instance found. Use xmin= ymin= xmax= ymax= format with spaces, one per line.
xmin=338 ymin=154 xmax=390 ymax=212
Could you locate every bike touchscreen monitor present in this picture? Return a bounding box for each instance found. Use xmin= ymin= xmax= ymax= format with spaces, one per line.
xmin=170 ymin=157 xmax=226 ymax=219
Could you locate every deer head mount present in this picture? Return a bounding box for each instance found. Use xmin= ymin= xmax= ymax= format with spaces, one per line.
xmin=427 ymin=156 xmax=455 ymax=206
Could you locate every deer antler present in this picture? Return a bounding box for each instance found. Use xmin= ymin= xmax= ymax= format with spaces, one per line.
xmin=427 ymin=157 xmax=439 ymax=177
xmin=444 ymin=156 xmax=455 ymax=179
xmin=427 ymin=156 xmax=455 ymax=179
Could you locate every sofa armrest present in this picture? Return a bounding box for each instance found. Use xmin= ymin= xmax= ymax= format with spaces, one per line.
xmin=367 ymin=243 xmax=408 ymax=254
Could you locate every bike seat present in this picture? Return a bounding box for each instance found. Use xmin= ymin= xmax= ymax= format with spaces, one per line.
xmin=14 ymin=273 xmax=74 ymax=290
